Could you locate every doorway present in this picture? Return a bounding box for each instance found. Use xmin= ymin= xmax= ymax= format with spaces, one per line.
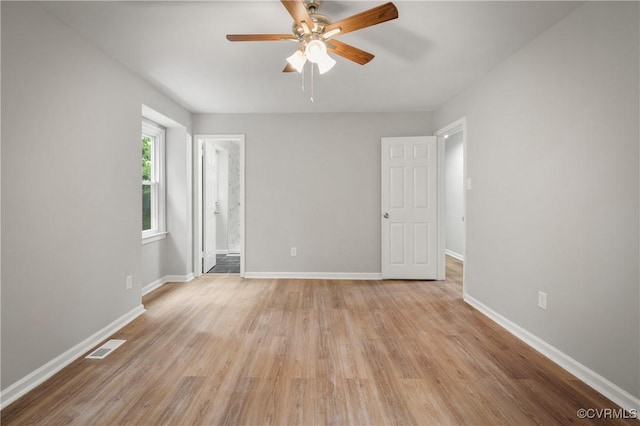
xmin=435 ymin=118 xmax=467 ymax=291
xmin=193 ymin=135 xmax=245 ymax=277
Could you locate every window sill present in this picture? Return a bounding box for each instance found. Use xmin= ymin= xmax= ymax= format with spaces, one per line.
xmin=142 ymin=231 xmax=168 ymax=245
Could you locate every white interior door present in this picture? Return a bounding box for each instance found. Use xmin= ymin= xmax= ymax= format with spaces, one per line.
xmin=203 ymin=142 xmax=217 ymax=272
xmin=381 ymin=136 xmax=438 ymax=279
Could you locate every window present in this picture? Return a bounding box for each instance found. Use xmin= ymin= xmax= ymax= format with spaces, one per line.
xmin=142 ymin=119 xmax=166 ymax=244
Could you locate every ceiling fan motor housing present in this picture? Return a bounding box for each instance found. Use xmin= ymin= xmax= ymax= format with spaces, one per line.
xmin=292 ymin=13 xmax=332 ymax=40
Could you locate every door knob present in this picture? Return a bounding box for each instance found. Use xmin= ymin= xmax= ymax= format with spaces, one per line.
xmin=383 ymin=213 xmax=389 ymax=219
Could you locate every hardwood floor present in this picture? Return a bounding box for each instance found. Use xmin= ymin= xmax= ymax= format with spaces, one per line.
xmin=2 ymin=257 xmax=631 ymax=425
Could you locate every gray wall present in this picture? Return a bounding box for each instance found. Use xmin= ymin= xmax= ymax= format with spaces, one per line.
xmin=444 ymin=130 xmax=464 ymax=258
xmin=193 ymin=113 xmax=432 ymax=274
xmin=434 ymin=2 xmax=639 ymax=398
xmin=1 ymin=2 xmax=191 ymax=388
xmin=164 ymin=127 xmax=192 ymax=278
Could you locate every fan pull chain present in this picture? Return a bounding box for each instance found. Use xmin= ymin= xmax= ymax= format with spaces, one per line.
xmin=310 ymin=63 xmax=315 ymax=103
xmin=301 ymin=63 xmax=305 ymax=92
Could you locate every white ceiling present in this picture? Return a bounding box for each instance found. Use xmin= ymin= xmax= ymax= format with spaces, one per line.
xmin=38 ymin=1 xmax=581 ymax=113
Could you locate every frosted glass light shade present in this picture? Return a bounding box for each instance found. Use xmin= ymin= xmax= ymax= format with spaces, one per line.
xmin=305 ymin=39 xmax=327 ymax=63
xmin=317 ymin=55 xmax=336 ymax=74
xmin=286 ymin=50 xmax=306 ymax=73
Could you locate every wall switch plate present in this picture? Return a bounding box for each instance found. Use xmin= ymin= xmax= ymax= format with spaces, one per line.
xmin=126 ymin=275 xmax=133 ymax=290
xmin=290 ymin=247 xmax=297 ymax=257
xmin=538 ymin=291 xmax=547 ymax=310
xmin=466 ymin=178 xmax=472 ymax=190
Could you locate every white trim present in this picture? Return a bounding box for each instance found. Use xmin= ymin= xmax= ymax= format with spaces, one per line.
xmin=141 ymin=231 xmax=168 ymax=245
xmin=164 ymin=274 xmax=195 ymax=283
xmin=0 ymin=305 xmax=145 ymax=410
xmin=141 ymin=274 xmax=194 ymax=296
xmin=141 ymin=277 xmax=166 ymax=296
xmin=193 ymin=137 xmax=203 ymax=277
xmin=244 ymin=272 xmax=382 ymax=280
xmin=436 ymin=135 xmax=446 ymax=280
xmin=444 ymin=249 xmax=464 ymax=262
xmin=216 ymin=249 xmax=229 ymax=255
xmin=464 ymin=294 xmax=640 ymax=415
xmin=185 ymin=133 xmax=194 ymax=278
xmin=239 ymin=139 xmax=245 ymax=278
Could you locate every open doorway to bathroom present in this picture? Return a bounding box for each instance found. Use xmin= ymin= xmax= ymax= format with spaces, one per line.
xmin=193 ymin=135 xmax=245 ymax=277
xmin=207 ymin=143 xmax=241 ymax=273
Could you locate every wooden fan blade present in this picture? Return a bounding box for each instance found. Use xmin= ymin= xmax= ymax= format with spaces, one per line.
xmin=226 ymin=34 xmax=295 ymax=42
xmin=283 ymin=62 xmax=297 ymax=72
xmin=327 ymin=40 xmax=374 ymax=65
xmin=324 ymin=2 xmax=398 ymax=36
xmin=281 ymin=0 xmax=314 ymax=30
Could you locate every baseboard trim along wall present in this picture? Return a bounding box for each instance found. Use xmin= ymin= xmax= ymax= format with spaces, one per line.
xmin=244 ymin=272 xmax=383 ymax=280
xmin=464 ymin=294 xmax=640 ymax=414
xmin=444 ymin=249 xmax=464 ymax=262
xmin=0 ymin=304 xmax=146 ymax=410
xmin=142 ymin=274 xmax=194 ymax=296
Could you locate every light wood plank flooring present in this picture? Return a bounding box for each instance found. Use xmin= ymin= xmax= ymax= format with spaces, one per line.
xmin=2 ymin=257 xmax=631 ymax=425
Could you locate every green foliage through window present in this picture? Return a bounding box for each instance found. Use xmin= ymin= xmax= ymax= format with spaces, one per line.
xmin=142 ymin=135 xmax=153 ymax=231
xmin=142 ymin=136 xmax=152 ymax=181
xmin=142 ymin=184 xmax=151 ymax=230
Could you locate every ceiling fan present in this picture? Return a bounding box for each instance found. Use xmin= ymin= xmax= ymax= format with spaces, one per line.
xmin=226 ymin=0 xmax=398 ymax=75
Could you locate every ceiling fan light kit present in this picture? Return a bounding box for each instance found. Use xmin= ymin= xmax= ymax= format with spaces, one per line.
xmin=226 ymin=0 xmax=398 ymax=101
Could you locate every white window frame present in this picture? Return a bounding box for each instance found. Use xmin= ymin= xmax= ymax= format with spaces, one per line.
xmin=142 ymin=119 xmax=167 ymax=244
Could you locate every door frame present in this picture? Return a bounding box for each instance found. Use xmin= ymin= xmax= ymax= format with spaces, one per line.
xmin=434 ymin=117 xmax=467 ymax=285
xmin=193 ymin=134 xmax=246 ymax=277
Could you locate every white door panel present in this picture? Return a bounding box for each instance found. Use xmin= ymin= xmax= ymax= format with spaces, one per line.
xmin=382 ymin=136 xmax=438 ymax=279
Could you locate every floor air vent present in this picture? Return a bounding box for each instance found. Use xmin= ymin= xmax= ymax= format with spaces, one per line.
xmin=85 ymin=339 xmax=125 ymax=359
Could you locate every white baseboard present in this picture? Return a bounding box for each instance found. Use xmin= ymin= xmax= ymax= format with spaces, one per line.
xmin=164 ymin=273 xmax=195 ymax=283
xmin=464 ymin=294 xmax=640 ymax=414
xmin=0 ymin=304 xmax=145 ymax=410
xmin=141 ymin=277 xmax=166 ymax=296
xmin=244 ymin=272 xmax=382 ymax=280
xmin=142 ymin=273 xmax=194 ymax=296
xmin=445 ymin=249 xmax=464 ymax=262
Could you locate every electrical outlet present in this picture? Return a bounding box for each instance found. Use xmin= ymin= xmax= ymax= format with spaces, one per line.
xmin=126 ymin=275 xmax=133 ymax=290
xmin=290 ymin=247 xmax=297 ymax=257
xmin=538 ymin=291 xmax=547 ymax=310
